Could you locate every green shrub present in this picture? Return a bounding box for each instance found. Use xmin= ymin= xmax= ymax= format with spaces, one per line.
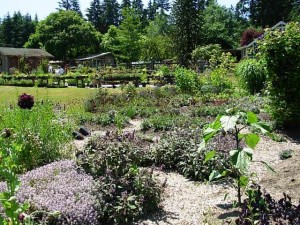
xmin=0 ymin=102 xmax=73 ymax=172
xmin=174 ymin=67 xmax=200 ymax=94
xmin=201 ymin=67 xmax=232 ymax=94
xmin=78 ymin=131 xmax=161 ymax=224
xmin=141 ymin=115 xmax=175 ymax=132
xmin=259 ymin=22 xmax=300 ymax=126
xmin=151 ymin=128 xmax=230 ymax=181
xmin=192 ymin=44 xmax=222 ymax=62
xmin=235 ymin=58 xmax=266 ymax=94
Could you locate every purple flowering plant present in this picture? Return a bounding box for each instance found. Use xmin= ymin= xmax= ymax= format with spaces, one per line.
xmin=17 ymin=93 xmax=34 ymax=109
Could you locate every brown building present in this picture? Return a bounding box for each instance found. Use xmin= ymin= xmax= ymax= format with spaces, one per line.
xmin=76 ymin=52 xmax=115 ymax=67
xmin=0 ymin=47 xmax=54 ymax=74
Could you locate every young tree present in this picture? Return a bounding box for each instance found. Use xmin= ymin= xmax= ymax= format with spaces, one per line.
xmin=103 ymin=7 xmax=142 ymax=63
xmin=171 ymin=0 xmax=202 ymax=66
xmin=140 ymin=14 xmax=173 ymax=61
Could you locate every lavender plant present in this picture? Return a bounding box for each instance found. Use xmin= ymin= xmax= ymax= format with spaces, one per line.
xmin=0 ymin=160 xmax=99 ymax=225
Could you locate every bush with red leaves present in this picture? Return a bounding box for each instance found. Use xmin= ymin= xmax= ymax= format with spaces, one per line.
xmin=17 ymin=93 xmax=34 ymax=109
xmin=240 ymin=28 xmax=264 ymax=47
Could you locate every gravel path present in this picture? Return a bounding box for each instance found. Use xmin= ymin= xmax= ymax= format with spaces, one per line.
xmin=73 ymin=122 xmax=300 ymax=224
xmin=137 ymin=135 xmax=300 ymax=225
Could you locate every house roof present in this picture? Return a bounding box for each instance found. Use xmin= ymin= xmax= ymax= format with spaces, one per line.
xmin=77 ymin=52 xmax=113 ymax=61
xmin=0 ymin=47 xmax=54 ymax=58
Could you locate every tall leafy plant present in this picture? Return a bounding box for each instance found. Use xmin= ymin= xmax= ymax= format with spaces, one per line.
xmin=174 ymin=67 xmax=200 ymax=94
xmin=258 ymin=22 xmax=300 ymax=126
xmin=201 ymin=111 xmax=274 ymax=205
xmin=235 ymin=58 xmax=266 ymax=94
xmin=0 ymin=131 xmax=29 ymax=225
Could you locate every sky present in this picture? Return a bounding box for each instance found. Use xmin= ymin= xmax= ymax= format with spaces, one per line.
xmin=0 ymin=0 xmax=239 ymax=20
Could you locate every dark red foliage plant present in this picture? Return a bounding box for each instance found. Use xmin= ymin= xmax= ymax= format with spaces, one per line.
xmin=240 ymin=28 xmax=264 ymax=46
xmin=17 ymin=93 xmax=34 ymax=109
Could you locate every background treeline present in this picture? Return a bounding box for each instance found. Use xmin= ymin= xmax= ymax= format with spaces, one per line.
xmin=0 ymin=0 xmax=299 ymax=64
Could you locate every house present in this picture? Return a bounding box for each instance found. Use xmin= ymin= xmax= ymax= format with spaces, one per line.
xmin=0 ymin=47 xmax=54 ymax=73
xmin=76 ymin=52 xmax=115 ymax=67
xmin=239 ymin=21 xmax=287 ymax=58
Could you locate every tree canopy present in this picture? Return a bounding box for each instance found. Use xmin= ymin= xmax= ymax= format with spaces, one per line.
xmin=25 ymin=10 xmax=101 ymax=60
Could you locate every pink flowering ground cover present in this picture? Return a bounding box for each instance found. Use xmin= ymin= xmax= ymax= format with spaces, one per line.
xmin=0 ymin=160 xmax=99 ymax=225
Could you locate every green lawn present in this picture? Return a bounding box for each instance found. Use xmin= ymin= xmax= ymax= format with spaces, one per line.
xmin=0 ymin=86 xmax=98 ymax=107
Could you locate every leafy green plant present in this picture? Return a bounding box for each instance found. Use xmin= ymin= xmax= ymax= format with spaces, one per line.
xmin=258 ymin=22 xmax=300 ymax=126
xmin=279 ymin=149 xmax=293 ymax=160
xmin=0 ymin=101 xmax=73 ymax=172
xmin=0 ymin=131 xmax=29 ymax=225
xmin=174 ymin=67 xmax=200 ymax=94
xmin=235 ymin=58 xmax=266 ymax=94
xmin=192 ymin=44 xmax=222 ymax=62
xmin=201 ymin=111 xmax=274 ymax=205
xmin=121 ymin=82 xmax=137 ymax=98
xmin=78 ymin=131 xmax=161 ymax=224
xmin=201 ymin=67 xmax=232 ymax=94
xmin=151 ymin=128 xmax=230 ymax=181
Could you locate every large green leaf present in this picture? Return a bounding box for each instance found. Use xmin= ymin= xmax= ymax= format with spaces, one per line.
xmin=204 ymin=150 xmax=216 ymax=164
xmin=209 ymin=170 xmax=222 ymax=181
xmin=203 ymin=127 xmax=218 ymax=141
xmin=245 ymin=133 xmax=260 ymax=148
xmin=239 ymin=175 xmax=249 ymax=188
xmin=198 ymin=140 xmax=206 ymax=152
xmin=210 ymin=115 xmax=222 ymax=129
xmin=247 ymin=111 xmax=258 ymax=124
xmin=252 ymin=121 xmax=272 ymax=134
xmin=220 ymin=115 xmax=239 ymax=132
xmin=230 ymin=148 xmax=252 ymax=173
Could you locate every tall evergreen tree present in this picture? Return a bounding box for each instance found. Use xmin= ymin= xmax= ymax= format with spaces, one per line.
xmin=57 ymin=0 xmax=82 ymax=16
xmin=147 ymin=0 xmax=158 ymax=20
xmin=121 ymin=0 xmax=131 ymax=8
xmin=156 ymin=0 xmax=170 ymax=13
xmin=86 ymin=0 xmax=105 ymax=33
xmin=58 ymin=0 xmax=71 ymax=10
xmin=104 ymin=0 xmax=120 ymax=29
xmin=87 ymin=0 xmax=120 ymax=34
xmin=132 ymin=0 xmax=144 ymax=15
xmin=70 ymin=0 xmax=83 ymax=16
xmin=236 ymin=0 xmax=296 ymax=27
xmin=0 ymin=12 xmax=36 ymax=47
xmin=171 ymin=0 xmax=202 ymax=66
xmin=0 ymin=14 xmax=13 ymax=47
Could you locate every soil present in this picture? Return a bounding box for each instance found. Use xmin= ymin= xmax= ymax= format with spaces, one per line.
xmin=74 ymin=120 xmax=300 ymax=225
